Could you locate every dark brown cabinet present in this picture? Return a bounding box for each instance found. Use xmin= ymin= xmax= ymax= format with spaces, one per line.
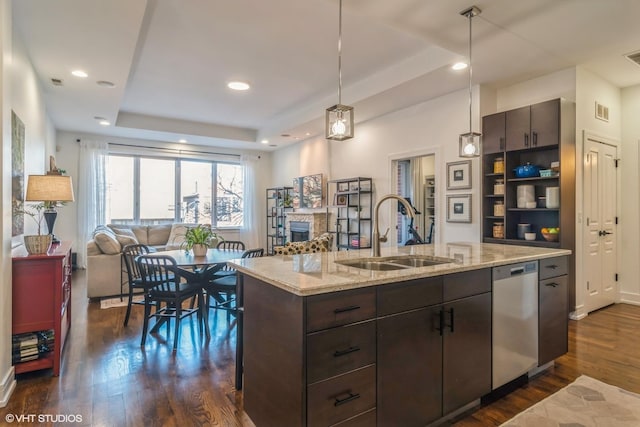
xmin=376 ymin=270 xmax=492 ymax=426
xmin=482 ymin=97 xmax=576 ymax=315
xmin=482 ymin=112 xmax=505 ymax=154
xmin=505 ymin=99 xmax=560 ymax=151
xmin=378 ymin=307 xmax=443 ymax=426
xmin=244 ymin=270 xmax=491 ymax=427
xmin=538 ymin=256 xmax=569 ymax=365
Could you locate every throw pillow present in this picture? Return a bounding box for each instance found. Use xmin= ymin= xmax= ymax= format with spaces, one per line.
xmin=93 ymin=231 xmax=121 ymax=255
xmin=115 ymin=235 xmax=138 ymax=248
xmin=109 ymin=227 xmax=138 ymax=242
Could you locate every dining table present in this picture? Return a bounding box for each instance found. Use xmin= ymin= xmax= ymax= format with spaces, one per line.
xmin=144 ymin=247 xmax=244 ymax=333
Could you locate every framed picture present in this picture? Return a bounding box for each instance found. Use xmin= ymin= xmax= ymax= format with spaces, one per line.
xmin=447 ymin=160 xmax=472 ymax=190
xmin=335 ymin=194 xmax=348 ymax=206
xmin=447 ymin=194 xmax=472 ymax=223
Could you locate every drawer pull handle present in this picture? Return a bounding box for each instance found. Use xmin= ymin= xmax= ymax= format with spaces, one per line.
xmin=333 ymin=346 xmax=360 ymax=358
xmin=545 ymin=282 xmax=559 ymax=288
xmin=546 ymin=265 xmax=558 ymax=269
xmin=334 ymin=392 xmax=360 ymax=407
xmin=334 ymin=305 xmax=360 ymax=314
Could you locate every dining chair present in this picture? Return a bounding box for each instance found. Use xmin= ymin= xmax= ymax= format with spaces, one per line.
xmin=213 ymin=240 xmax=246 ymax=279
xmin=122 ymin=244 xmax=152 ymax=327
xmin=136 ymin=254 xmax=209 ymax=351
xmin=204 ymin=248 xmax=263 ymax=321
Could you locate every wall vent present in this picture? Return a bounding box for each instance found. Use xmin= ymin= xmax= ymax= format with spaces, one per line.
xmin=595 ymin=101 xmax=609 ymax=122
xmin=51 ymin=78 xmax=63 ymax=86
xmin=625 ymin=50 xmax=640 ymax=67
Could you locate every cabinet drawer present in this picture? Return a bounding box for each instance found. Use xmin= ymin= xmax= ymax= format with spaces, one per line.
xmin=539 ymin=275 xmax=568 ymax=364
xmin=306 ymin=288 xmax=376 ymax=333
xmin=307 ymin=320 xmax=376 ymax=384
xmin=331 ymin=409 xmax=376 ymax=427
xmin=377 ymin=277 xmax=442 ymax=316
xmin=443 ymin=268 xmax=491 ymax=302
xmin=307 ymin=365 xmax=376 ymax=427
xmin=539 ymin=256 xmax=568 ymax=280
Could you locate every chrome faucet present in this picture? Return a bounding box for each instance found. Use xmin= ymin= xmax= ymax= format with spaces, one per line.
xmin=372 ymin=194 xmax=416 ymax=257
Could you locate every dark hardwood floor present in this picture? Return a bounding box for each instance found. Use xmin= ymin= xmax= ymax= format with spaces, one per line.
xmin=2 ymin=270 xmax=640 ymax=426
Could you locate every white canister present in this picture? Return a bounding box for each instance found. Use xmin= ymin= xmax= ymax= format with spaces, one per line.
xmin=517 ymin=185 xmax=535 ymax=209
xmin=546 ymin=187 xmax=560 ymax=208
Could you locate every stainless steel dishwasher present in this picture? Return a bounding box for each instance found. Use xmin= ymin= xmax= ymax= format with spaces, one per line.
xmin=492 ymin=261 xmax=538 ymax=390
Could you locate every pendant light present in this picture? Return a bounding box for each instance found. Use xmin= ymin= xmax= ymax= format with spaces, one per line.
xmin=326 ymin=0 xmax=354 ymax=141
xmin=459 ymin=6 xmax=481 ymax=157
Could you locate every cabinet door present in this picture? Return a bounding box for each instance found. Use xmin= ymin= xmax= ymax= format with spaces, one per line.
xmin=377 ymin=307 xmax=442 ymax=427
xmin=482 ymin=112 xmax=505 ymax=154
xmin=530 ymin=99 xmax=560 ymax=148
xmin=442 ymin=293 xmax=492 ymax=414
xmin=506 ymin=106 xmax=531 ymax=151
xmin=539 ymin=275 xmax=568 ymax=365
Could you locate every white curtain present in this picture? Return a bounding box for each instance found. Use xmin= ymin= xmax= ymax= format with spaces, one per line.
xmin=239 ymin=154 xmax=261 ymax=249
xmin=77 ymin=140 xmax=108 ymax=268
xmin=410 ymin=158 xmax=425 ymax=241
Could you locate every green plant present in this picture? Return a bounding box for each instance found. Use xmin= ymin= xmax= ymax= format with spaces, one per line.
xmin=14 ymin=202 xmax=46 ymax=235
xmin=180 ymin=224 xmax=221 ymax=251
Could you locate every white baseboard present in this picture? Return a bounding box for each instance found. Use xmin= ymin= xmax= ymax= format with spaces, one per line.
xmin=619 ymin=292 xmax=640 ymax=306
xmin=0 ymin=366 xmax=16 ymax=407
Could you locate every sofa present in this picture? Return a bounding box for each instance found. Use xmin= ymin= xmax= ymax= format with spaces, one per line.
xmin=86 ymin=223 xmax=205 ymax=298
xmin=273 ymin=232 xmax=333 ymax=255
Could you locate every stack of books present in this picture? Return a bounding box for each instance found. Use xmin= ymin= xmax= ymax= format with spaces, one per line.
xmin=12 ymin=330 xmax=54 ymax=364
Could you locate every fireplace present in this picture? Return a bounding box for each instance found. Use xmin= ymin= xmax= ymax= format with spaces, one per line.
xmin=290 ymin=221 xmax=310 ymax=242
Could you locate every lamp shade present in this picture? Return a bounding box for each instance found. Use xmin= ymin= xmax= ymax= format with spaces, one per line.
xmin=25 ymin=175 xmax=75 ymax=202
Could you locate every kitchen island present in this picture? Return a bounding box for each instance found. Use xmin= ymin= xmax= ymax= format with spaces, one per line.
xmin=230 ymin=242 xmax=570 ymax=427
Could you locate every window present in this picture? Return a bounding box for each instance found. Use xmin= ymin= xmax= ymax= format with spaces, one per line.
xmin=106 ymin=154 xmax=244 ymax=227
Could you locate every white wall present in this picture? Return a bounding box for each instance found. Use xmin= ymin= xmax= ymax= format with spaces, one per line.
xmin=272 ymin=86 xmax=483 ymax=247
xmin=496 ymin=68 xmax=576 ymax=111
xmin=0 ymin=0 xmax=15 ymax=408
xmin=573 ymin=67 xmax=623 ymax=318
xmin=1 ymin=5 xmax=56 ymax=406
xmin=620 ymin=84 xmax=640 ymax=305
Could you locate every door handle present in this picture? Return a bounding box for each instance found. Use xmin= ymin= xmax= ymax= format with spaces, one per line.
xmin=599 ymin=230 xmax=613 ymax=236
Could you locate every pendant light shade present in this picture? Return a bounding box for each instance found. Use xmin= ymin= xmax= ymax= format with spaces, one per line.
xmin=459 ymin=6 xmax=481 ymax=158
xmin=326 ymin=0 xmax=354 ymax=140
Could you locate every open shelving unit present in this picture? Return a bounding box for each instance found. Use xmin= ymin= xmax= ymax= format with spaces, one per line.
xmin=327 ymin=177 xmax=373 ymax=251
xmin=266 ymin=186 xmax=293 ymax=255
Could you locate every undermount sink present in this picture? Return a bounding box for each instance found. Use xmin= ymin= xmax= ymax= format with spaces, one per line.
xmin=336 ymin=255 xmax=453 ymax=271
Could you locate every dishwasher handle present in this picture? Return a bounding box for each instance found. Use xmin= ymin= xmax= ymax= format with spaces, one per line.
xmin=510 ymin=266 xmax=525 ymax=276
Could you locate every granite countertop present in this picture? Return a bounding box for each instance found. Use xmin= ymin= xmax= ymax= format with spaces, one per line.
xmin=230 ymin=242 xmax=571 ymax=296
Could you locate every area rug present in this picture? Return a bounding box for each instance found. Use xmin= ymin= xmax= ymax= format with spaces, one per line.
xmin=501 ymin=375 xmax=640 ymax=426
xmin=99 ymin=296 xmax=142 ymax=309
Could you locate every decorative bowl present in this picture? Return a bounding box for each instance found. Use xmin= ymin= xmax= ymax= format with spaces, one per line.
xmin=541 ymin=231 xmax=559 ymax=242
xmin=513 ymin=163 xmax=540 ymax=178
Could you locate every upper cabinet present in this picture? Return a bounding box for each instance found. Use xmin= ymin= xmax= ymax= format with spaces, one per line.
xmin=505 ymin=99 xmax=560 ymax=151
xmin=482 ymin=112 xmax=505 ymax=154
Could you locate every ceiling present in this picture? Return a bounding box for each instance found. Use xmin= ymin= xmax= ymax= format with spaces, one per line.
xmin=12 ymin=0 xmax=640 ymax=151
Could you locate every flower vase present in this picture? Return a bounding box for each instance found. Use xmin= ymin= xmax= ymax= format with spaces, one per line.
xmin=192 ymin=244 xmax=208 ymax=257
xmin=24 ymin=235 xmax=53 ymax=255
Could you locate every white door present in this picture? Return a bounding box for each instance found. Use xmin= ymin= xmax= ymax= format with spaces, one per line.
xmin=583 ymin=138 xmax=618 ymax=312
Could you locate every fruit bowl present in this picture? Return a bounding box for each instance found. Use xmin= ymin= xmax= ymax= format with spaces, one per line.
xmin=541 ymin=231 xmax=559 ymax=242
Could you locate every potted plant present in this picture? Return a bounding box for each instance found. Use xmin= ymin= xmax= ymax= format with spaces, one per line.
xmin=180 ymin=224 xmax=221 ymax=256
xmin=15 ymin=202 xmax=52 ymax=254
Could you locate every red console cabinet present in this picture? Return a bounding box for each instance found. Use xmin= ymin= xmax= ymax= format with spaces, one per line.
xmin=12 ymin=241 xmax=72 ymax=376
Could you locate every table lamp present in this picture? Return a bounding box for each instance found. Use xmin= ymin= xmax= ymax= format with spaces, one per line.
xmin=25 ymin=174 xmax=75 ymax=243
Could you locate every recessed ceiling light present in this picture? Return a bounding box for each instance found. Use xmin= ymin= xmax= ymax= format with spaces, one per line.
xmin=178 ymin=139 xmax=187 ymax=143
xmin=228 ymin=81 xmax=250 ymax=91
xmin=96 ymin=80 xmax=116 ymax=88
xmin=99 ymin=120 xmax=111 ymax=126
xmin=261 ymin=139 xmax=269 ymax=144
xmin=305 ymin=132 xmax=311 ymax=136
xmin=72 ymin=70 xmax=88 ymax=78
xmin=452 ymin=62 xmax=468 ymax=71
